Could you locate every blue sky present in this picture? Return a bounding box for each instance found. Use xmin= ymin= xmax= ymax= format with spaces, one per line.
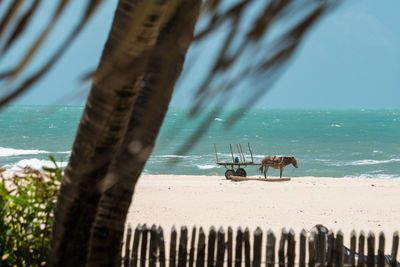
xmin=2 ymin=0 xmax=399 ymax=108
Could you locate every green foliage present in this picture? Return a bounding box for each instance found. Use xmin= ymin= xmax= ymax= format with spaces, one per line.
xmin=0 ymin=155 xmax=62 ymax=266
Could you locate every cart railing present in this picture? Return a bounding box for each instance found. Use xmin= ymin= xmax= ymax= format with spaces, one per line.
xmin=214 ymin=143 xmax=255 ymax=165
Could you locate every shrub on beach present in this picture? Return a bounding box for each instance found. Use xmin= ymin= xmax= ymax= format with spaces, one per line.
xmin=0 ymin=156 xmax=61 ymax=266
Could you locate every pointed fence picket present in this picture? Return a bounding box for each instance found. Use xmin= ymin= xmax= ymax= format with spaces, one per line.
xmin=122 ymin=224 xmax=400 ymax=267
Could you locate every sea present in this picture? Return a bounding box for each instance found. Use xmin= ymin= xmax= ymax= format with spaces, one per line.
xmin=0 ymin=106 xmax=399 ymax=179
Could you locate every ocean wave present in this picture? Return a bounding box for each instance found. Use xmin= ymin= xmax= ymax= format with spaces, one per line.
xmin=6 ymin=158 xmax=68 ymax=171
xmin=352 ymin=159 xmax=400 ymax=165
xmin=345 ymin=174 xmax=399 ymax=179
xmin=0 ymin=147 xmax=49 ymax=157
xmin=56 ymin=151 xmax=72 ymax=154
xmin=156 ymin=155 xmax=191 ymax=159
xmin=253 ymin=154 xmax=293 ymax=158
xmin=331 ymin=123 xmax=342 ymax=128
xmin=313 ymin=158 xmax=330 ymax=162
xmin=197 ymin=164 xmax=218 ymax=170
xmin=329 ymin=158 xmax=400 ymax=166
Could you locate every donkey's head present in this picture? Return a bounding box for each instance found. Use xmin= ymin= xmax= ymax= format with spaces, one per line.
xmin=291 ymin=157 xmax=298 ymax=168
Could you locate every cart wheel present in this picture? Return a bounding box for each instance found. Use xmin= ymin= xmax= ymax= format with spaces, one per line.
xmin=236 ymin=168 xmax=247 ymax=177
xmin=225 ymin=169 xmax=235 ymax=179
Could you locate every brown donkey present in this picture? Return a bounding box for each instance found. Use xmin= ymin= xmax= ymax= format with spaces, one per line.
xmin=259 ymin=156 xmax=298 ymax=178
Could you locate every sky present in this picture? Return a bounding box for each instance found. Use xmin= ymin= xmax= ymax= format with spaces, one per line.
xmin=1 ymin=0 xmax=399 ymax=108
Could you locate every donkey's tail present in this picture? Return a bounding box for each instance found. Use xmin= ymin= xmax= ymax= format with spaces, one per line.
xmin=259 ymin=164 xmax=264 ymax=174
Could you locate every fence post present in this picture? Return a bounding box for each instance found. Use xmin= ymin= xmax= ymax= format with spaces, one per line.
xmin=377 ymin=232 xmax=385 ymax=267
xmin=207 ymin=226 xmax=216 ymax=267
xmin=367 ymin=232 xmax=375 ymax=267
xmin=326 ymin=230 xmax=334 ymax=267
xmin=235 ymin=227 xmax=243 ymax=267
xmin=308 ymin=230 xmax=316 ymax=267
xmin=279 ymin=228 xmax=287 ymax=267
xmin=178 ymin=226 xmax=188 ymax=267
xmin=124 ymin=224 xmax=132 ymax=267
xmin=299 ymin=229 xmax=306 ymax=267
xmin=287 ymin=229 xmax=296 ymax=267
xmin=149 ymin=225 xmax=158 ymax=267
xmin=227 ymin=227 xmax=233 ymax=267
xmin=158 ymin=227 xmax=166 ymax=267
xmin=130 ymin=224 xmax=142 ymax=267
xmin=350 ymin=230 xmax=356 ymax=267
xmin=359 ymin=231 xmax=365 ymax=267
xmin=266 ymin=230 xmax=276 ymax=267
xmin=189 ymin=227 xmax=197 ymax=267
xmin=140 ymin=224 xmax=148 ymax=267
xmin=252 ymin=227 xmax=262 ymax=267
xmin=317 ymin=227 xmax=327 ymax=267
xmin=170 ymin=226 xmax=177 ymax=267
xmin=390 ymin=231 xmax=399 ymax=267
xmin=216 ymin=227 xmax=226 ymax=267
xmin=335 ymin=230 xmax=344 ymax=267
xmin=196 ymin=227 xmax=206 ymax=267
xmin=244 ymin=227 xmax=251 ymax=267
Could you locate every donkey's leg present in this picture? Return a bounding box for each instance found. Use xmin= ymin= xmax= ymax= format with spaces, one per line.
xmin=264 ymin=166 xmax=269 ymax=178
xmin=280 ymin=167 xmax=283 ymax=178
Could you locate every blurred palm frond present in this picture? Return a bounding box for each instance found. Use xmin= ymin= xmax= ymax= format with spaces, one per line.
xmin=0 ymin=0 xmax=339 ymax=110
xmin=1 ymin=0 xmax=41 ymax=55
xmin=0 ymin=0 xmax=104 ymax=107
xmin=190 ymin=0 xmax=339 ymax=115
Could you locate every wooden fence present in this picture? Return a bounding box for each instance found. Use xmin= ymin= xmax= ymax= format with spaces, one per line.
xmin=121 ymin=224 xmax=399 ymax=267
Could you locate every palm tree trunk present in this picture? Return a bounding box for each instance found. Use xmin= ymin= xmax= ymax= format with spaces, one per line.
xmin=48 ymin=1 xmax=169 ymax=266
xmin=87 ymin=1 xmax=201 ymax=265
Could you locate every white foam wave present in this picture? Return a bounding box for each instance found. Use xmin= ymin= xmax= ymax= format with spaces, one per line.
xmin=57 ymin=151 xmax=71 ymax=154
xmin=0 ymin=147 xmax=49 ymax=157
xmin=7 ymin=158 xmax=68 ymax=171
xmin=197 ymin=164 xmax=217 ymax=170
xmin=329 ymin=158 xmax=400 ymax=166
xmin=157 ymin=155 xmax=190 ymax=159
xmin=331 ymin=123 xmax=342 ymax=128
xmin=352 ymin=159 xmax=400 ymax=165
xmin=214 ymin=118 xmax=223 ymax=121
xmin=313 ymin=159 xmax=330 ymax=162
xmin=345 ymin=174 xmax=399 ymax=179
xmin=253 ymin=154 xmax=291 ymax=158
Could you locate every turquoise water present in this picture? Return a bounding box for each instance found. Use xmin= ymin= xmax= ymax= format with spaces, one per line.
xmin=1 ymin=106 xmax=399 ymax=178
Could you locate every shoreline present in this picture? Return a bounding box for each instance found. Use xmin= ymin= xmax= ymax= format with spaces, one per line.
xmin=2 ymin=170 xmax=399 ymax=180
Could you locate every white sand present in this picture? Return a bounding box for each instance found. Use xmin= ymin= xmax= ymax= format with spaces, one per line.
xmin=127 ymin=175 xmax=400 ymax=237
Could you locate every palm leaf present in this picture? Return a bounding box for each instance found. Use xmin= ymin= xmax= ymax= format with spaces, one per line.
xmin=4 ymin=0 xmax=72 ymax=82
xmin=0 ymin=0 xmax=103 ymax=107
xmin=0 ymin=0 xmax=24 ymax=38
xmin=1 ymin=0 xmax=42 ymax=55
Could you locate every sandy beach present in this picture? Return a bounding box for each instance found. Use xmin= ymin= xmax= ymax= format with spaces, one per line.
xmin=127 ymin=175 xmax=400 ymax=238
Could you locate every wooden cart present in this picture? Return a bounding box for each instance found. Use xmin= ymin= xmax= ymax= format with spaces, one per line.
xmin=214 ymin=143 xmax=262 ymax=179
